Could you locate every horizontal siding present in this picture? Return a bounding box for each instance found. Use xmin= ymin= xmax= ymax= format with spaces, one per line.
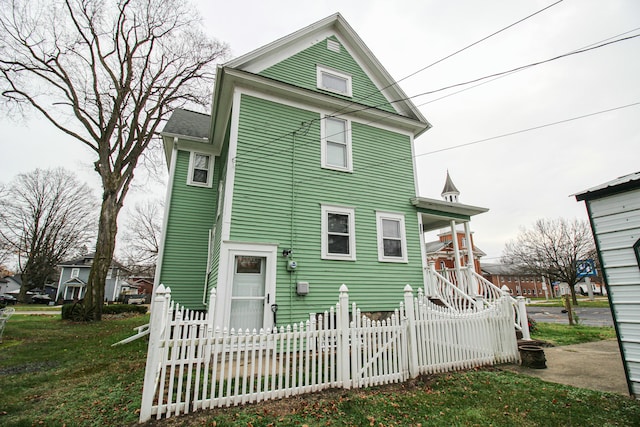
xmin=259 ymin=36 xmax=395 ymax=114
xmin=592 ymin=209 xmax=640 ymax=234
xmin=587 ymin=190 xmax=640 ymax=399
xmin=230 ymin=94 xmax=422 ymax=325
xmin=160 ymin=149 xmax=218 ymax=309
xmin=589 ymin=191 xmax=640 ymax=218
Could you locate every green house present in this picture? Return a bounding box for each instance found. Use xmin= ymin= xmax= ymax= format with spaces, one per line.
xmin=157 ymin=13 xmax=488 ymax=331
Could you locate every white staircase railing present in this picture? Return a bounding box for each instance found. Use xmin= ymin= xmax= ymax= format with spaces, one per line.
xmin=426 ymin=263 xmax=479 ymax=312
xmin=429 ymin=265 xmax=531 ymax=340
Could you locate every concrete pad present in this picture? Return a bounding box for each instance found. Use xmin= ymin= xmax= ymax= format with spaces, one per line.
xmin=501 ymin=339 xmax=629 ymax=396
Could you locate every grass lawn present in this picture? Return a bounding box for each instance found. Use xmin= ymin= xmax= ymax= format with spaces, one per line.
xmin=1 ymin=314 xmax=638 ymax=427
xmin=532 ymin=322 xmax=617 ymax=346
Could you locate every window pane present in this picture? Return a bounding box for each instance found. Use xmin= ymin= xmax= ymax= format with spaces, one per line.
xmin=383 ymin=239 xmax=402 ymax=257
xmin=382 ymin=219 xmax=400 ymax=238
xmin=194 ymin=154 xmax=209 ymax=169
xmin=322 ymin=72 xmax=348 ymax=94
xmin=230 ymin=299 xmax=264 ymax=331
xmin=326 ymin=141 xmax=346 ymax=168
xmin=328 ymin=234 xmax=350 ymax=254
xmin=326 ymin=118 xmax=346 ymax=143
xmin=236 ymin=256 xmax=262 ymax=274
xmin=192 ymin=168 xmax=208 ymax=183
xmin=328 ymin=213 xmax=349 ymax=233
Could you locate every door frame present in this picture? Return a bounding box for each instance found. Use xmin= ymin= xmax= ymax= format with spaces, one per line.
xmin=215 ymin=241 xmax=278 ymax=331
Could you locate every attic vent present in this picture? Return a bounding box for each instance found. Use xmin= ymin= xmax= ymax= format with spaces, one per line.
xmin=327 ymin=39 xmax=341 ymax=53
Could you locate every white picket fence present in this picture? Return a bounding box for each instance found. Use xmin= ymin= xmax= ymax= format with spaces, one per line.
xmin=139 ymin=284 xmax=519 ymax=422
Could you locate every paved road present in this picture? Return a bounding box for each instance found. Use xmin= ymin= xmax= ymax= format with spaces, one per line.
xmin=526 ymin=306 xmax=614 ymax=327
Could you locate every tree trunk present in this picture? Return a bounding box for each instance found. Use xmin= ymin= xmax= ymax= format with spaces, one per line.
xmin=570 ymin=283 xmax=579 ymax=306
xmin=84 ymin=190 xmax=120 ymax=321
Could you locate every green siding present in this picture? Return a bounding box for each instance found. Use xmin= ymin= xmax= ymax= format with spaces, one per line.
xmin=259 ymin=36 xmax=395 ymax=113
xmin=230 ymin=94 xmax=422 ymax=325
xmin=160 ymin=149 xmax=218 ymax=309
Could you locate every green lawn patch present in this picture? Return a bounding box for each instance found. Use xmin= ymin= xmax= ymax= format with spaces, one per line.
xmin=532 ymin=322 xmax=617 ymax=346
xmin=0 ymin=315 xmax=636 ymax=427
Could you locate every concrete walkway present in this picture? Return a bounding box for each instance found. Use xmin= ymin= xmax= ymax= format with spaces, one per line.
xmin=501 ymin=339 xmax=630 ymax=396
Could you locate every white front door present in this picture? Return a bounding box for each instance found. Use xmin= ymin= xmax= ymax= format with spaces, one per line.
xmin=229 ymin=255 xmax=269 ymax=331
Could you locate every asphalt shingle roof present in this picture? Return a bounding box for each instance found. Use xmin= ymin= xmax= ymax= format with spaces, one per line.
xmin=162 ymin=108 xmax=211 ymax=140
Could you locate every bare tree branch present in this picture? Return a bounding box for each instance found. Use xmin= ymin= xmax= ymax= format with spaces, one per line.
xmin=0 ymin=0 xmax=229 ymax=319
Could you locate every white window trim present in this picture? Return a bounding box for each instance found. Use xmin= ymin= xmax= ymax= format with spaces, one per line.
xmin=376 ymin=211 xmax=408 ymax=263
xmin=316 ymin=65 xmax=352 ymax=97
xmin=321 ymin=204 xmax=356 ymax=261
xmin=187 ymin=151 xmax=214 ymax=187
xmin=70 ymin=268 xmax=80 ymax=279
xmin=321 ymin=115 xmax=352 ymax=172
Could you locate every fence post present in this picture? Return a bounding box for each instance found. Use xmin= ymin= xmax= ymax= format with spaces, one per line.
xmin=403 ymin=285 xmax=419 ymax=378
xmin=140 ymin=284 xmax=171 ymax=423
xmin=207 ymin=287 xmax=216 ymax=336
xmin=516 ymin=296 xmax=531 ymax=341
xmin=338 ymin=284 xmax=351 ymax=389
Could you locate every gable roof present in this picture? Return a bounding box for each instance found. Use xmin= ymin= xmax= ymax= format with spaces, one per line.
xmin=208 ymin=14 xmax=431 ymax=154
xmin=224 ymin=13 xmax=428 ymax=124
xmin=58 ymin=253 xmax=130 ymax=272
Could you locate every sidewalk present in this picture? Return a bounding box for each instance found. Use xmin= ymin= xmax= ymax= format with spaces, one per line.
xmin=501 ymin=339 xmax=629 ymax=396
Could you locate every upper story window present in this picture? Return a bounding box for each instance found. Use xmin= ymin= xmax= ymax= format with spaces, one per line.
xmin=317 ymin=65 xmax=352 ymax=97
xmin=106 ymin=269 xmax=112 ymax=280
xmin=321 ymin=116 xmax=352 ymax=172
xmin=188 ymin=152 xmax=213 ymax=187
xmin=321 ymin=205 xmax=356 ymax=261
xmin=70 ymin=268 xmax=79 ymax=279
xmin=376 ymin=212 xmax=408 ymax=263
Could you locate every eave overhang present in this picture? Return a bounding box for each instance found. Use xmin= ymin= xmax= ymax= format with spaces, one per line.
xmin=210 ymin=67 xmax=431 ymax=156
xmin=412 ymin=197 xmax=489 ymax=232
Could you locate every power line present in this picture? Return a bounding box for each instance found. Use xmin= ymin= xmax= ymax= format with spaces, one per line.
xmin=360 ymin=101 xmax=640 ymax=171
xmin=330 ymin=0 xmax=565 ymax=116
xmin=331 ymin=33 xmax=640 ymax=119
xmin=234 ymin=31 xmax=640 ymax=165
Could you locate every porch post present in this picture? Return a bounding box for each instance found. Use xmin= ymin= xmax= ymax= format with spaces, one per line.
xmin=450 ymin=220 xmax=463 ymax=290
xmin=463 ymin=222 xmax=475 ymax=271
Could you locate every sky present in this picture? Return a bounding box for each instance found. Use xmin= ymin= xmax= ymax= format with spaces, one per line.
xmin=1 ymin=0 xmax=639 ymax=262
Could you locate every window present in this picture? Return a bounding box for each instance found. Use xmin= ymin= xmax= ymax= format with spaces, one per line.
xmin=321 ymin=116 xmax=352 ymax=172
xmin=106 ymin=269 xmax=112 ymax=280
xmin=70 ymin=268 xmax=79 ymax=279
xmin=376 ymin=212 xmax=408 ymax=262
xmin=321 ymin=205 xmax=356 ymax=260
xmin=188 ymin=152 xmax=213 ymax=187
xmin=317 ymin=65 xmax=352 ymax=96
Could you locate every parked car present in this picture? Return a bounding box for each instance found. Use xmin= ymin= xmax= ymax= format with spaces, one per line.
xmin=0 ymin=294 xmax=17 ymax=306
xmin=30 ymin=294 xmax=52 ymax=304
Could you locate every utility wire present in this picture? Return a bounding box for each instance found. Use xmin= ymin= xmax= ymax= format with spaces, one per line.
xmin=235 ymin=31 xmax=640 ymax=165
xmin=360 ymin=101 xmax=640 ymax=171
xmin=330 ymin=33 xmax=640 ymax=119
xmin=330 ymin=0 xmax=565 ymax=116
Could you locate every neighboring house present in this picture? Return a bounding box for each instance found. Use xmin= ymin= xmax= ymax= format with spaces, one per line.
xmin=425 ymin=173 xmax=485 ymax=274
xmin=575 ymin=171 xmax=640 ymax=398
xmin=55 ymin=254 xmax=131 ymax=303
xmin=125 ymin=277 xmax=154 ymax=295
xmin=481 ymin=263 xmax=548 ymax=297
xmin=0 ymin=275 xmax=21 ymax=295
xmin=156 ymin=13 xmax=489 ymax=331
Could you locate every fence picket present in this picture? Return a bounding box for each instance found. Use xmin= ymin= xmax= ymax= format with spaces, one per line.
xmin=140 ymin=285 xmax=520 ymax=422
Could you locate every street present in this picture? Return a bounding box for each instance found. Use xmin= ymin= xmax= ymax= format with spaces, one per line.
xmin=526 ymin=305 xmax=614 ymax=327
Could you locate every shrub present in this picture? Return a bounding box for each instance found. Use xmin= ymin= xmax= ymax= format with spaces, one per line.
xmin=102 ymin=304 xmax=147 ymax=315
xmin=62 ymin=303 xmax=147 ymax=320
xmin=527 ymin=316 xmax=538 ymax=333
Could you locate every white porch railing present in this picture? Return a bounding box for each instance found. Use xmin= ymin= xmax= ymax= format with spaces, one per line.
xmin=139 ymin=283 xmax=520 ymax=422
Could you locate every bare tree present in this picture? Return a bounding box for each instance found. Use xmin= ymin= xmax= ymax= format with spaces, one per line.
xmin=502 ymin=218 xmax=595 ymax=306
xmin=119 ymin=199 xmax=162 ymax=274
xmin=0 ymin=0 xmax=228 ymax=319
xmin=0 ymin=169 xmax=96 ymax=302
